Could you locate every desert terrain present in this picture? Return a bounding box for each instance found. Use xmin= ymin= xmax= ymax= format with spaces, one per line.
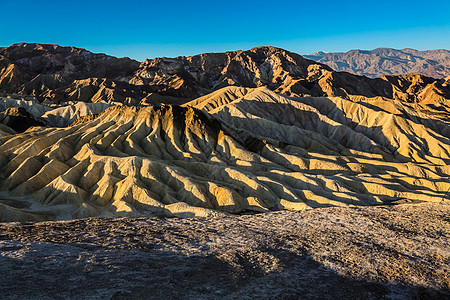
xmin=0 ymin=43 xmax=449 ymax=298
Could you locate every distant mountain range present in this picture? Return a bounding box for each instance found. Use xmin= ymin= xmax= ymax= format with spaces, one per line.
xmin=304 ymin=48 xmax=450 ymax=79
xmin=1 ymin=43 xmax=449 ymax=105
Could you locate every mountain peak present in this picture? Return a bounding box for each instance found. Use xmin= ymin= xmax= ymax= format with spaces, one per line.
xmin=309 ymin=51 xmax=331 ymax=56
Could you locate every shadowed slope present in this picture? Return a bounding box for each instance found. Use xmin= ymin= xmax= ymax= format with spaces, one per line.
xmin=0 ymin=96 xmax=112 ymax=127
xmin=0 ymin=107 xmax=45 ymax=133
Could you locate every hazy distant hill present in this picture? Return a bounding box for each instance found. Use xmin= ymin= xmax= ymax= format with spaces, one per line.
xmin=304 ymin=48 xmax=450 ymax=78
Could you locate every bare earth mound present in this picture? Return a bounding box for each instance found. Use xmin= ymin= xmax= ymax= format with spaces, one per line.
xmin=0 ymin=202 xmax=448 ymax=299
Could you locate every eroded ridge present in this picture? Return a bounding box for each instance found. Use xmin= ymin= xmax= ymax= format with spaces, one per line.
xmin=1 ymin=88 xmax=450 ymax=221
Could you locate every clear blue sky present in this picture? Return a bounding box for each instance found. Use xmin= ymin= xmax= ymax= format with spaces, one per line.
xmin=1 ymin=0 xmax=449 ymax=61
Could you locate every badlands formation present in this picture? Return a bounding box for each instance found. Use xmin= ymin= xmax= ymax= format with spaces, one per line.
xmin=0 ymin=44 xmax=450 ymax=221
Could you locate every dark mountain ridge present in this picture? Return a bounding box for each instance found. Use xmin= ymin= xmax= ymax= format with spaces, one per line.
xmin=0 ymin=43 xmax=449 ymax=105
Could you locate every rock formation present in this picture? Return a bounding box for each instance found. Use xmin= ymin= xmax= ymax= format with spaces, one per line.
xmin=0 ymin=43 xmax=141 ymax=103
xmin=1 ymin=44 xmax=450 ymax=221
xmin=1 ymin=86 xmax=450 ymax=221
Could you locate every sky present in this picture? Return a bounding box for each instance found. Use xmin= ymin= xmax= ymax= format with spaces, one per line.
xmin=1 ymin=0 xmax=449 ymax=61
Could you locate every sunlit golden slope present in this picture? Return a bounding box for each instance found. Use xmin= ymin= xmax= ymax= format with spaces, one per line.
xmin=1 ymin=87 xmax=450 ymax=221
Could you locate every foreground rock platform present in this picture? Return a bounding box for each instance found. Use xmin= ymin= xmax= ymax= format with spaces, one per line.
xmin=1 ymin=202 xmax=449 ymax=299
